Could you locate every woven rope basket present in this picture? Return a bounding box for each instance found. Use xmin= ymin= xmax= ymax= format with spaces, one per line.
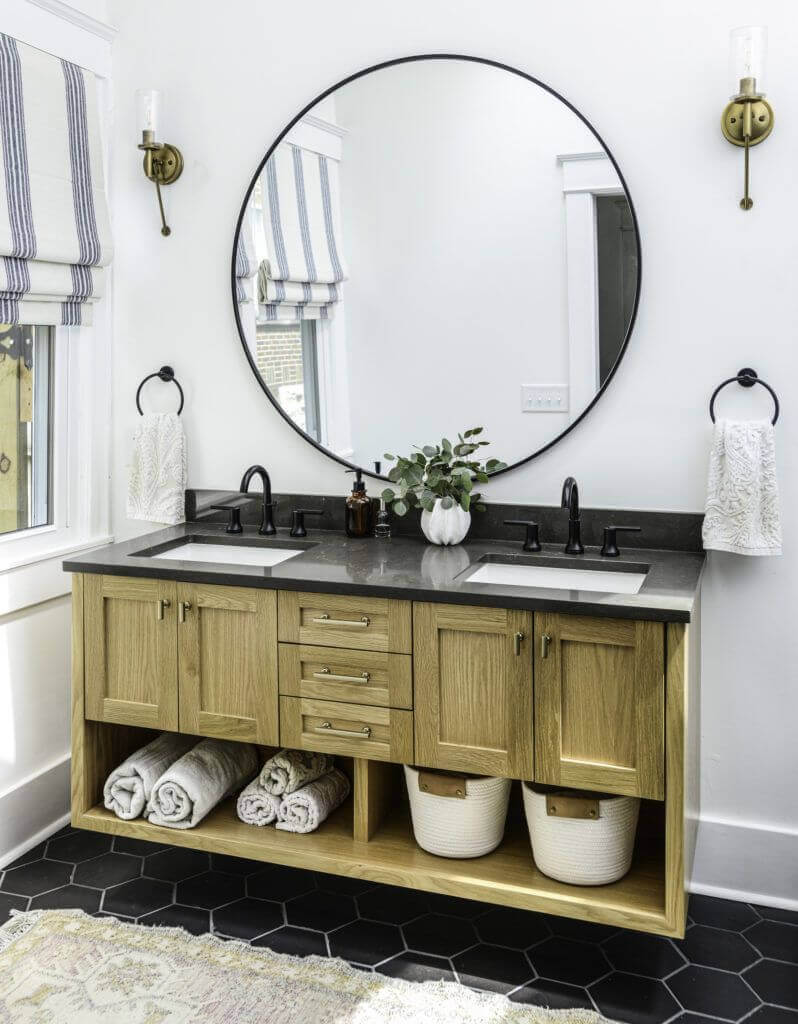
xmin=404 ymin=765 xmax=511 ymax=858
xmin=522 ymin=782 xmax=640 ymax=885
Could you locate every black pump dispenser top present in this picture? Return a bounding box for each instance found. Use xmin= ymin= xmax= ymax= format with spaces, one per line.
xmin=346 ymin=468 xmax=366 ymax=493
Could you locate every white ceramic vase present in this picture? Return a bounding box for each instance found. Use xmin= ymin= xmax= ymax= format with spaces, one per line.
xmin=420 ymin=499 xmax=471 ymax=546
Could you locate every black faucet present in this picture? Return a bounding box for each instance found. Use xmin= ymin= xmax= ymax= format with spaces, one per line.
xmin=239 ymin=465 xmax=277 ymax=535
xmin=561 ymin=476 xmax=584 ymax=555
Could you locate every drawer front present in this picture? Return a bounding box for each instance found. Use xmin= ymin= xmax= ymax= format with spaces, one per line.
xmin=278 ymin=591 xmax=411 ymax=653
xmin=280 ymin=696 xmax=413 ymax=763
xmin=279 ymin=644 xmax=412 ymax=709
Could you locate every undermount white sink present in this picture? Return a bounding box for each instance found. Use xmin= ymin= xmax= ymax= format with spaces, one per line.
xmin=150 ymin=542 xmax=306 ymax=568
xmin=466 ymin=562 xmax=647 ymax=594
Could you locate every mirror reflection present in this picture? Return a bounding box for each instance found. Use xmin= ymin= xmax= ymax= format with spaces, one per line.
xmin=234 ymin=58 xmax=639 ymax=472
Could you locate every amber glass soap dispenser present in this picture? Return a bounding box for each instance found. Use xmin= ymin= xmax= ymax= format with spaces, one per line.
xmin=345 ymin=469 xmax=374 ymax=538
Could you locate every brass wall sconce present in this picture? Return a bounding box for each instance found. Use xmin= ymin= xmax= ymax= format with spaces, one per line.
xmin=136 ymin=90 xmax=183 ymax=236
xmin=721 ymin=26 xmax=773 ymax=210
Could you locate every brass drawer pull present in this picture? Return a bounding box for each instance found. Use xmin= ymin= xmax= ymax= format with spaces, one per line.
xmin=514 ymin=631 xmax=525 ymax=656
xmin=178 ymin=600 xmax=192 ymax=623
xmin=541 ymin=633 xmax=552 ymax=659
xmin=311 ymin=613 xmax=371 ymax=628
xmin=155 ymin=598 xmax=171 ymax=621
xmin=314 ymin=668 xmax=371 ymax=684
xmin=316 ymin=720 xmax=372 ymax=739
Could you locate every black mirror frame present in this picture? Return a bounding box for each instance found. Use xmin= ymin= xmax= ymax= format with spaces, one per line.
xmin=231 ymin=53 xmax=641 ymax=482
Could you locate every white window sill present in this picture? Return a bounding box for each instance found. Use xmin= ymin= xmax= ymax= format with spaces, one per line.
xmin=0 ymin=534 xmax=114 ymax=617
xmin=0 ymin=534 xmax=114 ymax=575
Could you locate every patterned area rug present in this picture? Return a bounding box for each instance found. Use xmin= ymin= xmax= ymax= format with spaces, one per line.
xmin=0 ymin=910 xmax=613 ymax=1023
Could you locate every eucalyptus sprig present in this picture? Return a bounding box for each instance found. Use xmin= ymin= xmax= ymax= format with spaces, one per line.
xmin=381 ymin=427 xmax=507 ymax=517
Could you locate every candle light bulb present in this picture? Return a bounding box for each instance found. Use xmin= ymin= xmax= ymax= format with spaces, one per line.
xmin=136 ymin=89 xmax=161 ymax=135
xmin=729 ymin=26 xmax=767 ymax=97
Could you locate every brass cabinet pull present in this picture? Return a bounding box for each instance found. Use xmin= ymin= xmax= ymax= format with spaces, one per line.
xmin=156 ymin=598 xmax=171 ymax=621
xmin=316 ymin=720 xmax=372 ymax=739
xmin=311 ymin=613 xmax=371 ymax=628
xmin=313 ymin=668 xmax=371 ymax=684
xmin=514 ymin=631 xmax=525 ymax=656
xmin=178 ymin=600 xmax=192 ymax=623
xmin=541 ymin=633 xmax=552 ymax=659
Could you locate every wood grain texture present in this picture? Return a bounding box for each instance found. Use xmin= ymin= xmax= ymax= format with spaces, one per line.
xmin=178 ymin=584 xmax=278 ymax=744
xmin=664 ymin=621 xmax=692 ymax=936
xmin=280 ymin=696 xmax=413 ymax=763
xmin=278 ymin=592 xmax=411 ymax=653
xmin=535 ymin=613 xmax=664 ymax=800
xmin=413 ymin=603 xmax=534 ymax=779
xmin=84 ymin=575 xmax=178 ymax=730
xmin=354 ymin=758 xmax=397 ymax=842
xmin=278 ymin=644 xmax=412 ymax=709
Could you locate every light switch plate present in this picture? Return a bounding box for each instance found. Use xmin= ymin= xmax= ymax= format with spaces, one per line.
xmin=521 ymin=385 xmax=569 ymax=413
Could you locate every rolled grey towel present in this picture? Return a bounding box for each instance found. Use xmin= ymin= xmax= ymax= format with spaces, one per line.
xmin=147 ymin=739 xmax=258 ymax=829
xmin=277 ymin=769 xmax=350 ymax=834
xmin=103 ymin=732 xmax=196 ymax=820
xmin=236 ymin=778 xmax=282 ymax=826
xmin=259 ymin=748 xmax=334 ymax=796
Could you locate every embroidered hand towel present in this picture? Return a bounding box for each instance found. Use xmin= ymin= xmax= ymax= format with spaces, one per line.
xmin=127 ymin=412 xmax=186 ymax=525
xmin=258 ymin=749 xmax=334 ymax=796
xmin=703 ymin=419 xmax=782 ymax=556
xmin=276 ymin=769 xmax=351 ymax=834
xmin=103 ymin=732 xmax=196 ymax=820
xmin=236 ymin=778 xmax=282 ymax=827
xmin=147 ymin=739 xmax=258 ymax=829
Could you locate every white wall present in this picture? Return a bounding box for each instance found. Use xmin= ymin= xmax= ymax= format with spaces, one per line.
xmin=107 ymin=0 xmax=797 ymax=906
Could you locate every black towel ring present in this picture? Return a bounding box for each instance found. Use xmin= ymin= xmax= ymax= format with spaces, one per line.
xmin=135 ymin=365 xmax=184 ymax=416
xmin=709 ymin=367 xmax=779 ymax=426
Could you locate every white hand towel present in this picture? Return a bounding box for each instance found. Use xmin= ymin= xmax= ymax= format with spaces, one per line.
xmin=103 ymin=732 xmax=196 ymax=820
xmin=127 ymin=412 xmax=187 ymax=525
xmin=276 ymin=769 xmax=350 ymax=834
xmin=147 ymin=739 xmax=258 ymax=829
xmin=259 ymin=748 xmax=334 ymax=796
xmin=703 ymin=419 xmax=782 ymax=556
xmin=236 ymin=778 xmax=282 ymax=826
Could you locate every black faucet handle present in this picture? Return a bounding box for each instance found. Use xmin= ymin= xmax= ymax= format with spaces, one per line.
xmin=600 ymin=525 xmax=642 ymax=558
xmin=260 ymin=500 xmax=277 ymax=537
xmin=290 ymin=508 xmax=325 ymax=538
xmin=211 ymin=502 xmax=245 ymax=535
xmin=503 ymin=519 xmax=542 ymax=552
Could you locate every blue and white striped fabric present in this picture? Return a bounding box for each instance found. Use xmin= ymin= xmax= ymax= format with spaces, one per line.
xmin=257 ymin=142 xmax=347 ymax=322
xmin=234 ymin=202 xmax=256 ymax=303
xmin=0 ymin=33 xmax=112 ymax=327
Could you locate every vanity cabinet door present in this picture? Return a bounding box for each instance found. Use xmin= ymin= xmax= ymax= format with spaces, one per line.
xmin=84 ymin=575 xmax=178 ymax=730
xmin=177 ymin=583 xmax=278 ymax=744
xmin=534 ymin=613 xmax=664 ymax=799
xmin=414 ymin=603 xmax=534 ymax=779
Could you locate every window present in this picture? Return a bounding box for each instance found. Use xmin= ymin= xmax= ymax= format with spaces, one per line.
xmin=255 ymin=320 xmax=322 ymax=441
xmin=0 ymin=325 xmax=53 ymax=537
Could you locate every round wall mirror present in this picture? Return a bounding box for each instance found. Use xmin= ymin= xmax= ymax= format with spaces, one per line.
xmin=232 ymin=55 xmax=640 ymax=477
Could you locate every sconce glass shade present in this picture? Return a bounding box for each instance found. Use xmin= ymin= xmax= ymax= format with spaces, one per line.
xmin=136 ymin=89 xmax=161 ymax=134
xmin=729 ymin=26 xmax=767 ymax=96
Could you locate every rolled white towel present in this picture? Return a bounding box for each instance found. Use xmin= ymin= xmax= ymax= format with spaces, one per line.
xmin=276 ymin=769 xmax=350 ymax=834
xmin=236 ymin=778 xmax=282 ymax=826
xmin=147 ymin=739 xmax=258 ymax=829
xmin=103 ymin=732 xmax=196 ymax=820
xmin=259 ymin=748 xmax=334 ymax=796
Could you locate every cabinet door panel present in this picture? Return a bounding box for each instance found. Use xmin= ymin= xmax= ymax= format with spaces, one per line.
xmin=84 ymin=575 xmax=177 ymax=729
xmin=535 ymin=613 xmax=664 ymax=799
xmin=178 ymin=583 xmax=278 ymax=744
xmin=414 ymin=603 xmax=533 ymax=778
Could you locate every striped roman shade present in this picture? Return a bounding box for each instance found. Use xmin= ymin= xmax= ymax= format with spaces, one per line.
xmin=258 ymin=142 xmax=346 ymax=322
xmin=0 ymin=33 xmax=112 ymax=327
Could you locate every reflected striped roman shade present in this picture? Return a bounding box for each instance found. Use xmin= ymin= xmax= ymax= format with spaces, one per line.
xmin=0 ymin=33 xmax=112 ymax=327
xmin=234 ymin=202 xmax=256 ymax=303
xmin=258 ymin=142 xmax=346 ymax=322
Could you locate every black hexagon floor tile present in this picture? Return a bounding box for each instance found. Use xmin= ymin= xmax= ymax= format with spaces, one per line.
xmin=209 ymin=853 xmax=261 ymax=876
xmin=510 ymin=978 xmax=594 ymax=1010
xmin=4 ymin=842 xmax=47 ymax=869
xmin=668 ymin=964 xmax=761 ymax=1021
xmin=176 ymin=871 xmax=245 ymax=910
xmin=603 ymin=931 xmax=686 ymax=978
xmin=102 ymin=877 xmax=173 ymax=917
xmin=29 ymin=884 xmax=101 ymax=914
xmin=212 ymin=897 xmax=282 ymax=940
xmin=1 ymin=859 xmax=72 ymax=896
xmin=247 ymin=864 xmax=316 ymax=902
xmin=751 ymin=905 xmax=798 ymax=925
xmin=676 ymin=924 xmax=759 ymax=972
xmin=745 ymin=919 xmax=798 ymax=963
xmin=113 ymin=836 xmax=170 ymax=857
xmin=314 ymin=871 xmax=374 ymax=896
xmin=0 ymin=892 xmax=27 ymax=924
xmin=143 ymin=847 xmax=209 ymax=882
xmin=286 ymin=889 xmax=356 ymax=932
xmin=452 ymin=943 xmax=534 ymax=994
xmin=475 ymin=907 xmax=551 ymax=949
xmin=377 ymin=951 xmax=456 ymax=984
xmin=743 ymin=1008 xmax=798 ymax=1024
xmin=547 ymin=915 xmax=620 ymax=943
xmin=139 ymin=904 xmax=210 ymax=935
xmin=743 ymin=960 xmax=798 ymax=1011
xmin=403 ymin=913 xmax=478 ymax=958
xmin=251 ymin=926 xmax=327 ymax=958
xmin=530 ymin=936 xmax=611 ymax=987
xmin=328 ymin=919 xmax=404 ymax=966
xmin=688 ymin=895 xmax=760 ymax=932
xmin=47 ymin=831 xmax=112 ymax=863
xmin=591 ymin=972 xmax=682 ymax=1024
xmin=73 ymin=853 xmax=140 ymax=889
xmin=426 ymin=893 xmax=489 ymax=919
xmin=357 ymin=885 xmax=429 ymax=925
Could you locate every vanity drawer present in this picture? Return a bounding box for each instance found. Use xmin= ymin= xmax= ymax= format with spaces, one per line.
xmin=280 ymin=696 xmax=413 ymax=763
xmin=278 ymin=644 xmax=412 ymax=709
xmin=278 ymin=592 xmax=411 ymax=653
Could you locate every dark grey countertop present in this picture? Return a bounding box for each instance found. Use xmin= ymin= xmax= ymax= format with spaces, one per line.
xmin=63 ymin=522 xmax=705 ymax=623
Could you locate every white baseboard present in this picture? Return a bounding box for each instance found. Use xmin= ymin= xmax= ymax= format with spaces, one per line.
xmin=691 ymin=814 xmax=798 ymax=912
xmin=0 ymin=754 xmax=71 ymax=870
